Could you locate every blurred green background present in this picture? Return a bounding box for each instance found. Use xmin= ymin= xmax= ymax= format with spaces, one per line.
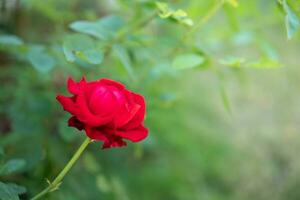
xmin=1 ymin=0 xmax=300 ymax=199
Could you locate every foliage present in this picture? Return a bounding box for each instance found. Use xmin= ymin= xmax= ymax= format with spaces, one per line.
xmin=0 ymin=0 xmax=300 ymax=199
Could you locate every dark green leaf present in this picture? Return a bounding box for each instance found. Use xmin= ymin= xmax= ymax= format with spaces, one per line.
xmin=0 ymin=159 xmax=26 ymax=176
xmin=156 ymin=2 xmax=194 ymax=26
xmin=282 ymin=0 xmax=300 ymax=39
xmin=0 ymin=147 xmax=3 ymax=160
xmin=172 ymin=54 xmax=205 ymax=70
xmin=27 ymin=46 xmax=56 ymax=73
xmin=248 ymin=57 xmax=282 ymax=69
xmin=5 ymin=184 xmax=26 ymax=195
xmin=219 ymin=56 xmax=245 ymax=68
xmin=0 ymin=182 xmax=19 ymax=200
xmin=113 ymin=44 xmax=135 ymax=80
xmin=0 ymin=35 xmax=23 ymax=46
xmin=83 ymin=153 xmax=100 ymax=173
xmin=63 ymin=34 xmax=103 ymax=65
xmin=69 ymin=16 xmax=124 ymax=40
xmin=96 ymin=175 xmax=111 ymax=193
xmin=58 ymin=115 xmax=81 ymax=142
xmin=156 ymin=2 xmax=172 ymax=18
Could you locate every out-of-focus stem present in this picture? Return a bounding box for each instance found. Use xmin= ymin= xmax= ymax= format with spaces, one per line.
xmin=103 ymin=11 xmax=157 ymax=56
xmin=30 ymin=137 xmax=92 ymax=200
xmin=171 ymin=0 xmax=225 ymax=55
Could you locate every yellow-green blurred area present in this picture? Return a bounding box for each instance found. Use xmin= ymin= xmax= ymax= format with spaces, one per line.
xmin=1 ymin=0 xmax=300 ymax=199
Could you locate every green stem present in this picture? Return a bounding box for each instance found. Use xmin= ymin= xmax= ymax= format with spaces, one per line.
xmin=189 ymin=0 xmax=225 ymax=35
xmin=30 ymin=137 xmax=92 ymax=200
xmin=170 ymin=0 xmax=225 ymax=56
xmin=103 ymin=11 xmax=157 ymax=56
xmin=115 ymin=11 xmax=157 ymax=41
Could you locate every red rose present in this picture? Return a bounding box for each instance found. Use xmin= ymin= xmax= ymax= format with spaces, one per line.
xmin=56 ymin=77 xmax=148 ymax=149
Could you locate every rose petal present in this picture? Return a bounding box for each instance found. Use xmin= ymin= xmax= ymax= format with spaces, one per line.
xmin=67 ymin=77 xmax=87 ymax=95
xmin=114 ymin=103 xmax=141 ymax=127
xmin=116 ymin=125 xmax=148 ymax=142
xmin=67 ymin=77 xmax=78 ymax=94
xmin=56 ymin=95 xmax=77 ymax=115
xmin=110 ymin=87 xmax=126 ymax=105
xmin=122 ymin=93 xmax=146 ymax=129
xmin=76 ymin=93 xmax=114 ymax=126
xmin=85 ymin=126 xmax=127 ymax=149
xmin=85 ymin=126 xmax=108 ymax=141
xmin=89 ymin=86 xmax=118 ymax=115
xmin=102 ymin=139 xmax=127 ymax=149
xmin=68 ymin=116 xmax=84 ymax=130
xmin=99 ymin=78 xmax=125 ymax=90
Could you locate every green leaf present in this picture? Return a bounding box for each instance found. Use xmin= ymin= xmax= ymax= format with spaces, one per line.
xmin=111 ymin=176 xmax=129 ymax=199
xmin=0 ymin=35 xmax=23 ymax=46
xmin=69 ymin=16 xmax=124 ymax=40
xmin=232 ymin=31 xmax=254 ymax=45
xmin=156 ymin=2 xmax=172 ymax=18
xmin=158 ymin=11 xmax=173 ymax=18
xmin=171 ymin=9 xmax=194 ymax=26
xmin=155 ymin=1 xmax=194 ymax=26
xmin=5 ymin=184 xmax=26 ymax=195
xmin=149 ymin=62 xmax=176 ymax=80
xmin=83 ymin=153 xmax=100 ymax=173
xmin=134 ymin=144 xmax=144 ymax=159
xmin=159 ymin=93 xmax=177 ymax=108
xmin=96 ymin=175 xmax=111 ymax=193
xmin=0 ymin=182 xmax=20 ymax=200
xmin=58 ymin=115 xmax=81 ymax=142
xmin=0 ymin=159 xmax=26 ymax=176
xmin=27 ymin=46 xmax=56 ymax=73
xmin=219 ymin=84 xmax=232 ymax=114
xmin=172 ymin=9 xmax=188 ymax=18
xmin=155 ymin=1 xmax=168 ymax=13
xmin=219 ymin=56 xmax=245 ymax=68
xmin=248 ymin=57 xmax=282 ymax=69
xmin=113 ymin=44 xmax=135 ymax=80
xmin=282 ymin=0 xmax=300 ymax=39
xmin=172 ymin=54 xmax=205 ymax=70
xmin=63 ymin=34 xmax=103 ymax=65
xmin=180 ymin=18 xmax=194 ymax=26
xmin=226 ymin=0 xmax=239 ymax=7
xmin=0 ymin=147 xmax=4 ymax=160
